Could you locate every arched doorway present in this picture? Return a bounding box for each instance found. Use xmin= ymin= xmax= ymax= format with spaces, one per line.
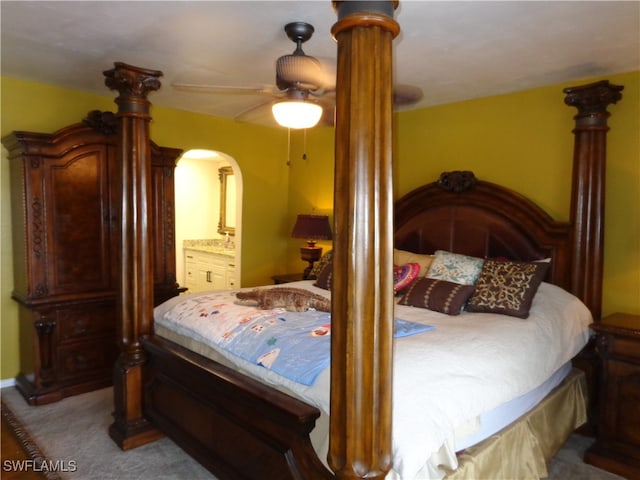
xmin=174 ymin=149 xmax=243 ymax=291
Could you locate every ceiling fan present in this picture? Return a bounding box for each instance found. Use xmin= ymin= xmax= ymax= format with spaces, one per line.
xmin=172 ymin=21 xmax=422 ymax=128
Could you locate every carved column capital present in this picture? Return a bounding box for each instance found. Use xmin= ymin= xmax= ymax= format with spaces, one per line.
xmin=103 ymin=62 xmax=162 ymax=117
xmin=563 ymin=80 xmax=623 ymax=128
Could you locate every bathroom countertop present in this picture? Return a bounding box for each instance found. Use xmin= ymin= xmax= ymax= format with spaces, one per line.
xmin=183 ymin=239 xmax=235 ymax=258
xmin=184 ymin=245 xmax=235 ymax=257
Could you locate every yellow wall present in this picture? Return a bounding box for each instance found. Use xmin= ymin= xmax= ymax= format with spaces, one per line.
xmin=282 ymin=127 xmax=336 ymax=274
xmin=2 ymin=71 xmax=638 ymax=381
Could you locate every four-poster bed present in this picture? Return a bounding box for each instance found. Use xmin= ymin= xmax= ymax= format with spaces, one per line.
xmin=100 ymin=2 xmax=623 ymax=479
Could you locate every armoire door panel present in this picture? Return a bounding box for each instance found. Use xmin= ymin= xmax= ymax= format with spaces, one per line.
xmin=45 ymin=146 xmax=114 ymax=295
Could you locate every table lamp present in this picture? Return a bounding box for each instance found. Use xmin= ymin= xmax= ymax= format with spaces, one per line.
xmin=291 ymin=214 xmax=332 ymax=279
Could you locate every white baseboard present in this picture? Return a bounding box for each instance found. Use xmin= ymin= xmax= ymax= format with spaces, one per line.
xmin=0 ymin=377 xmax=16 ymax=389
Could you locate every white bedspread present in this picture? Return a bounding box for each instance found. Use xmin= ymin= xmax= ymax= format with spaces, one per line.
xmin=154 ymin=280 xmax=592 ymax=480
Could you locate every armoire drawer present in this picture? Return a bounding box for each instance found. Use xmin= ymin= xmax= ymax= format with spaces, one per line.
xmin=56 ymin=302 xmax=116 ymax=342
xmin=56 ymin=338 xmax=117 ymax=381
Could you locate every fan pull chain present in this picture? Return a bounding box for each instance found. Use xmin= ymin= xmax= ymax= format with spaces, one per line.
xmin=286 ymin=129 xmax=310 ymax=166
xmin=302 ymin=129 xmax=308 ymax=160
xmin=286 ymin=128 xmax=291 ymax=166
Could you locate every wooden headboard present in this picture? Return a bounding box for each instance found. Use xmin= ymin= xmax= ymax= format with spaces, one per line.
xmin=394 ymin=170 xmax=572 ymax=291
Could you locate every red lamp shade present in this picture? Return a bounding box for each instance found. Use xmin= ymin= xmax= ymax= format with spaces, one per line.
xmin=291 ymin=214 xmax=332 ymax=279
xmin=291 ymin=214 xmax=332 ymax=246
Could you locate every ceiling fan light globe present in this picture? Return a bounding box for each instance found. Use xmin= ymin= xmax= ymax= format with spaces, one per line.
xmin=272 ymin=101 xmax=323 ymax=129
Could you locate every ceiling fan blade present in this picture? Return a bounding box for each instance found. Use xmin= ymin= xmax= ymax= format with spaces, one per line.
xmin=172 ymin=82 xmax=282 ymax=97
xmin=315 ymin=56 xmax=337 ymax=91
xmin=308 ymin=85 xmax=420 ymax=108
xmin=310 ymin=87 xmax=336 ymax=99
xmin=233 ymin=99 xmax=278 ymax=125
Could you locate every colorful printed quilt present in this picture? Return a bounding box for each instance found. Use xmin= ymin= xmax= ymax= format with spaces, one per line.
xmin=160 ymin=290 xmax=434 ymax=385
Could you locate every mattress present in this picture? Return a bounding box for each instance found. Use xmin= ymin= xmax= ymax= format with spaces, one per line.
xmin=453 ymin=361 xmax=572 ymax=451
xmin=154 ymin=280 xmax=592 ymax=480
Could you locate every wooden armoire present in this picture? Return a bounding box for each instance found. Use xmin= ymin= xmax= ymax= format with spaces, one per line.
xmin=3 ymin=110 xmax=183 ymax=405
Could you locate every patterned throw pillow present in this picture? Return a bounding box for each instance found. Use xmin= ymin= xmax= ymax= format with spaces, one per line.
xmin=313 ymin=251 xmax=333 ymax=290
xmin=426 ymin=250 xmax=485 ymax=285
xmin=466 ymin=259 xmax=550 ymax=318
xmin=310 ymin=250 xmax=333 ymax=280
xmin=393 ymin=263 xmax=421 ymax=293
xmin=398 ymin=277 xmax=475 ymax=315
xmin=314 ymin=265 xmax=333 ymax=291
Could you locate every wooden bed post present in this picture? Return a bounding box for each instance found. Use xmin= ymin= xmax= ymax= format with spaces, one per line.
xmin=330 ymin=2 xmax=399 ymax=479
xmin=104 ymin=62 xmax=164 ymax=449
xmin=564 ymin=80 xmax=623 ymax=321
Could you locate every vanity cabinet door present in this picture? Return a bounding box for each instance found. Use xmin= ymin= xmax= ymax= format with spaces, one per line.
xmin=184 ymin=249 xmax=235 ymax=293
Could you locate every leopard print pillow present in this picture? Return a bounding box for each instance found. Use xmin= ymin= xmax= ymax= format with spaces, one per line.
xmin=466 ymin=259 xmax=549 ymax=318
xmin=310 ymin=250 xmax=332 ymax=280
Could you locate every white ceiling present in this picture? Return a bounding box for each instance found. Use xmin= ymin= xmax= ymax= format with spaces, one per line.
xmin=2 ymin=1 xmax=639 ymax=127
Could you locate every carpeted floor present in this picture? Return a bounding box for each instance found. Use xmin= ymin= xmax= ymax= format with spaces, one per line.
xmin=1 ymin=398 xmax=54 ymax=480
xmin=0 ymin=386 xmax=628 ymax=480
xmin=1 ymin=387 xmax=213 ymax=480
xmin=545 ymin=434 xmax=628 ymax=480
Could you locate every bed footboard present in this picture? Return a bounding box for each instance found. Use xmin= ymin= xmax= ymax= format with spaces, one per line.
xmin=142 ymin=335 xmax=334 ymax=480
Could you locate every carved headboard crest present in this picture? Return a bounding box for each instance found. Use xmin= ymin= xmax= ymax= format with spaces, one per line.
xmin=436 ymin=170 xmax=477 ymax=192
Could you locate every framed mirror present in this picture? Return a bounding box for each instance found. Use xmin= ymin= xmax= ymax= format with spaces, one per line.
xmin=217 ymin=166 xmax=236 ymax=236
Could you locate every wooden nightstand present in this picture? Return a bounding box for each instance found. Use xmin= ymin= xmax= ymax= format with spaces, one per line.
xmin=585 ymin=312 xmax=640 ymax=479
xmin=271 ymin=273 xmax=305 ymax=285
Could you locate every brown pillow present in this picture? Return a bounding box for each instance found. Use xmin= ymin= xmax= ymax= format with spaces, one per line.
xmin=313 ymin=251 xmax=333 ymax=290
xmin=466 ymin=259 xmax=550 ymax=318
xmin=398 ymin=277 xmax=475 ymax=315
